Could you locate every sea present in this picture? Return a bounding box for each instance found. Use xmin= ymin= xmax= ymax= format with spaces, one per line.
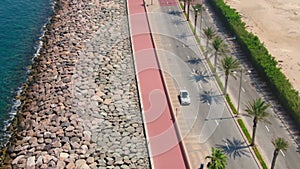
xmin=0 ymin=0 xmax=53 ymax=145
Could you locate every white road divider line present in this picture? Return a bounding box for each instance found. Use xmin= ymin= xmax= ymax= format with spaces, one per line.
xmin=280 ymin=150 xmax=286 ymax=157
xmin=265 ymin=125 xmax=270 ymax=132
xmin=225 ymin=143 xmax=230 ymax=150
xmin=187 ymin=55 xmax=190 ymax=59
xmin=242 ymin=87 xmax=245 ymax=92
xmin=215 ymin=120 xmax=219 ymax=125
xmin=198 ymin=83 xmax=202 ymax=89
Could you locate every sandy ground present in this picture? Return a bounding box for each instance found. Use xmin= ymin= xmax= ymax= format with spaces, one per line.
xmin=226 ymin=0 xmax=300 ymax=92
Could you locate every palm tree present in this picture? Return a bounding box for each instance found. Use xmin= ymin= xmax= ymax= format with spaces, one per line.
xmin=212 ymin=36 xmax=228 ymax=73
xmin=203 ymin=27 xmax=216 ymax=59
xmin=192 ymin=4 xmax=205 ymax=35
xmin=186 ymin=0 xmax=193 ymax=21
xmin=244 ymin=98 xmax=271 ymax=146
xmin=271 ymin=137 xmax=289 ymax=169
xmin=183 ymin=0 xmax=187 ymax=13
xmin=220 ymin=56 xmax=240 ymax=95
xmin=205 ymin=147 xmax=227 ymax=169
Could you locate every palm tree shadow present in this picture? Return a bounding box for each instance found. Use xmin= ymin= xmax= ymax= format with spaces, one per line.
xmin=172 ymin=19 xmax=185 ymax=26
xmin=216 ymin=138 xmax=250 ymax=159
xmin=200 ymin=89 xmax=223 ymax=104
xmin=176 ymin=32 xmax=193 ymax=40
xmin=193 ymin=70 xmax=211 ymax=83
xmin=168 ymin=10 xmax=182 ymax=16
xmin=186 ymin=58 xmax=201 ymax=65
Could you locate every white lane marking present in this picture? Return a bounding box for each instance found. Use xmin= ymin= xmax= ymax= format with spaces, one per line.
xmin=225 ymin=143 xmax=230 ymax=150
xmin=265 ymin=125 xmax=270 ymax=132
xmin=192 ymin=68 xmax=195 ymax=73
xmin=242 ymin=87 xmax=245 ymax=92
xmin=169 ymin=8 xmax=171 ymax=12
xmin=187 ymin=55 xmax=190 ymax=59
xmin=280 ymin=150 xmax=286 ymax=157
xmin=198 ymin=83 xmax=202 ymax=89
xmin=215 ymin=120 xmax=219 ymax=125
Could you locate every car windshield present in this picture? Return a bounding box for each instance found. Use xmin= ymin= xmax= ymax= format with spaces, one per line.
xmin=181 ymin=92 xmax=188 ymax=98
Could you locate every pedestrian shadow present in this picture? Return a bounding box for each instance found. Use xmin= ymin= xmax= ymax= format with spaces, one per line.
xmin=200 ymin=89 xmax=223 ymax=105
xmin=216 ymin=138 xmax=250 ymax=159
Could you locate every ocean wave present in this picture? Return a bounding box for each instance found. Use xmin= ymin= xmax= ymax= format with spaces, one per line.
xmin=0 ymin=0 xmax=55 ymax=148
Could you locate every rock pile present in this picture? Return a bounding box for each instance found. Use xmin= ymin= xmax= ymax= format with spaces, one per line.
xmin=1 ymin=0 xmax=150 ymax=168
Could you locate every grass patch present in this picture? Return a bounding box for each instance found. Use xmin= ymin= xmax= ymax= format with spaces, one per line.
xmin=214 ymin=74 xmax=224 ymax=92
xmin=237 ymin=119 xmax=267 ymax=168
xmin=253 ymin=146 xmax=268 ymax=169
xmin=226 ymin=94 xmax=238 ymax=114
xmin=237 ymin=119 xmax=251 ymax=143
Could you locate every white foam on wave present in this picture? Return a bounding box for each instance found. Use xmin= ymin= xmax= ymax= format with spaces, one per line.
xmin=1 ymin=0 xmax=56 ymax=147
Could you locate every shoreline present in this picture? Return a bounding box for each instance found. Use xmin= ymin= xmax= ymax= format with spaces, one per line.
xmin=0 ymin=1 xmax=55 ymax=147
xmin=0 ymin=0 xmax=150 ymax=168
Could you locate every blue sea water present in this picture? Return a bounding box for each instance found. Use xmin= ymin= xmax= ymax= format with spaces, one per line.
xmin=0 ymin=0 xmax=53 ymax=144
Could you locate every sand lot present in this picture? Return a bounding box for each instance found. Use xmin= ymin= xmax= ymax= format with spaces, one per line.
xmin=227 ymin=0 xmax=300 ymax=92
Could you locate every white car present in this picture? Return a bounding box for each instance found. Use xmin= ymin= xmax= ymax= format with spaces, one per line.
xmin=179 ymin=90 xmax=191 ymax=105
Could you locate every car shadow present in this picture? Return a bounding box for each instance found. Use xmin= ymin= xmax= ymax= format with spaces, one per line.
xmin=216 ymin=138 xmax=250 ymax=159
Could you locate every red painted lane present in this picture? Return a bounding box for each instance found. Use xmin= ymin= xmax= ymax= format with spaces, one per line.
xmin=127 ymin=0 xmax=188 ymax=168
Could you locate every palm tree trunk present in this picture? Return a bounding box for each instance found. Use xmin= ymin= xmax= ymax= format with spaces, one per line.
xmin=187 ymin=1 xmax=190 ymax=21
xmin=251 ymin=118 xmax=257 ymax=146
xmin=271 ymin=150 xmax=279 ymax=169
xmin=224 ymin=75 xmax=228 ymax=95
xmin=214 ymin=52 xmax=217 ymax=73
xmin=194 ymin=13 xmax=198 ymax=35
xmin=206 ymin=39 xmax=209 ymax=59
xmin=199 ymin=11 xmax=203 ymax=37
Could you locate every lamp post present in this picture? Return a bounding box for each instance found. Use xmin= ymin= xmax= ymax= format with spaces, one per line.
xmin=237 ymin=68 xmax=243 ymax=116
xmin=194 ymin=9 xmax=198 ymax=35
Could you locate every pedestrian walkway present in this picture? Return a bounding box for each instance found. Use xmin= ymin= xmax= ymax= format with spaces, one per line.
xmin=127 ymin=0 xmax=189 ymax=168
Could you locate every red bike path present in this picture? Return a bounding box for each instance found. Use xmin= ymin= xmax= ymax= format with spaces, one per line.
xmin=127 ymin=0 xmax=189 ymax=168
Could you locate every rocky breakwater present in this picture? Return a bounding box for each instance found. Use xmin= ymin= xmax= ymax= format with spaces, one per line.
xmin=0 ymin=0 xmax=150 ymax=168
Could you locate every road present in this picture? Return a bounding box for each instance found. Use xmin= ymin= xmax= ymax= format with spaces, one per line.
xmin=146 ymin=0 xmax=260 ymax=168
xmin=190 ymin=1 xmax=300 ymax=169
xmin=159 ymin=0 xmax=300 ymax=168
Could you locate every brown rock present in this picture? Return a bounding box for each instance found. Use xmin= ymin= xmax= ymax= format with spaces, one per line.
xmin=66 ymin=161 xmax=75 ymax=169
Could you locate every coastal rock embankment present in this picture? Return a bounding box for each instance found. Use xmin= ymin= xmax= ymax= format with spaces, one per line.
xmin=0 ymin=0 xmax=150 ymax=168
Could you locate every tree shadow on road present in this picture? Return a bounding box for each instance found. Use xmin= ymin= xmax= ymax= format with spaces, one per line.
xmin=200 ymin=89 xmax=223 ymax=105
xmin=216 ymin=138 xmax=250 ymax=159
xmin=167 ymin=10 xmax=183 ymax=16
xmin=171 ymin=19 xmax=185 ymax=26
xmin=176 ymin=32 xmax=193 ymax=40
xmin=186 ymin=57 xmax=201 ymax=65
xmin=193 ymin=70 xmax=210 ymax=83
